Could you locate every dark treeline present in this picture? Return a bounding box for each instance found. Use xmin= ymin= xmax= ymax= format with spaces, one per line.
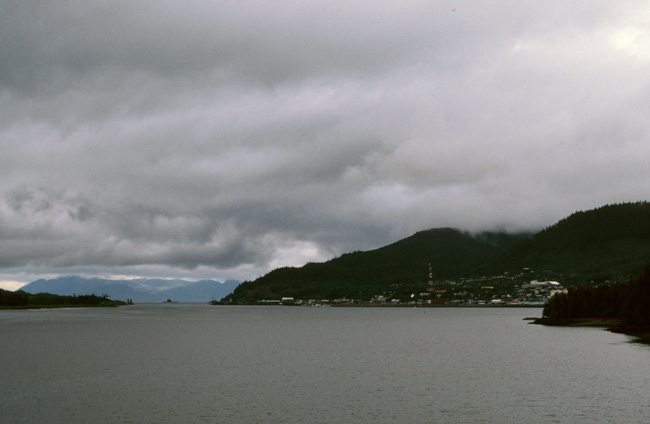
xmin=226 ymin=202 xmax=650 ymax=303
xmin=224 ymin=228 xmax=525 ymax=303
xmin=542 ymin=264 xmax=650 ymax=326
xmin=533 ymin=201 xmax=650 ymax=249
xmin=0 ymin=289 xmax=123 ymax=308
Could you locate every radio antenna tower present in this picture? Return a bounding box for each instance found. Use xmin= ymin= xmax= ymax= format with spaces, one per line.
xmin=427 ymin=262 xmax=434 ymax=293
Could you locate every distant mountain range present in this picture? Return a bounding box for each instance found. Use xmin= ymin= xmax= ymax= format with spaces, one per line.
xmin=20 ymin=276 xmax=240 ymax=303
xmin=224 ymin=201 xmax=650 ymax=303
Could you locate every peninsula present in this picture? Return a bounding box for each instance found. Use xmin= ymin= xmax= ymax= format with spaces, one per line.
xmin=534 ymin=264 xmax=650 ymax=344
xmin=0 ymin=289 xmax=127 ymax=309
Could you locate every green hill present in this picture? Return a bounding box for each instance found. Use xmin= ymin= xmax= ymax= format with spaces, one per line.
xmin=224 ymin=201 xmax=650 ymax=304
xmin=487 ymin=201 xmax=650 ymax=282
xmin=224 ymin=228 xmax=529 ymax=303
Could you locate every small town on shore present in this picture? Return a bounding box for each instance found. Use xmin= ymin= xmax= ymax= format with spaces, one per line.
xmin=249 ymin=266 xmax=570 ymax=307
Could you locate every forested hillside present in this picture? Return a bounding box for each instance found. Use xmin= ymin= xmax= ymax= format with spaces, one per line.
xmin=224 ymin=202 xmax=650 ymax=304
xmin=224 ymin=228 xmax=528 ymax=302
xmin=488 ymin=202 xmax=650 ymax=281
xmin=541 ymin=264 xmax=650 ymax=335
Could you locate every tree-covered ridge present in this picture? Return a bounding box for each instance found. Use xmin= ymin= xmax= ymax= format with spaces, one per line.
xmin=0 ymin=289 xmax=125 ymax=308
xmin=531 ymin=201 xmax=650 ymax=249
xmin=542 ymin=264 xmax=650 ymax=326
xmin=224 ymin=201 xmax=650 ymax=304
xmin=485 ymin=201 xmax=650 ymax=281
xmin=225 ymin=229 xmax=526 ymax=302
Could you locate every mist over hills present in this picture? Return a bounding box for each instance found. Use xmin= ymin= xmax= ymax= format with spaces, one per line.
xmin=225 ymin=228 xmax=529 ymax=302
xmin=20 ymin=277 xmax=240 ymax=302
xmin=487 ymin=202 xmax=650 ymax=275
xmin=225 ymin=202 xmax=650 ymax=303
xmin=17 ymin=202 xmax=650 ymax=304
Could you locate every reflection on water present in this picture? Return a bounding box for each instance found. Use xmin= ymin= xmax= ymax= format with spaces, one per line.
xmin=1 ymin=304 xmax=648 ymax=423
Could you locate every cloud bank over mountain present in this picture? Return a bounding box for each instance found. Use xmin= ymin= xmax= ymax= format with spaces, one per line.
xmin=1 ymin=2 xmax=649 ymax=288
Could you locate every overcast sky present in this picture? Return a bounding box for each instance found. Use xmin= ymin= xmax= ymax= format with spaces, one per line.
xmin=1 ymin=1 xmax=649 ymax=289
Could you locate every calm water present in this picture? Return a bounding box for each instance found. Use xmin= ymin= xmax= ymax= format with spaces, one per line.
xmin=1 ymin=304 xmax=648 ymax=424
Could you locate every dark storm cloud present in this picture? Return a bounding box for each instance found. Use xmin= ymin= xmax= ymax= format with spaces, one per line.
xmin=1 ymin=1 xmax=649 ymax=287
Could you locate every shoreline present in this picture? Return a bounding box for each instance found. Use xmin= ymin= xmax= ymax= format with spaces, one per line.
xmin=0 ymin=302 xmax=124 ymax=310
xmin=531 ymin=317 xmax=650 ymax=346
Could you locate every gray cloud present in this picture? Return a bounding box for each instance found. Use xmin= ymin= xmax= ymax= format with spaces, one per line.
xmin=1 ymin=1 xmax=649 ymax=287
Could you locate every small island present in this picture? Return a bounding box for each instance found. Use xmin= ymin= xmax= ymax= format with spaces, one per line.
xmin=0 ymin=289 xmax=127 ymax=309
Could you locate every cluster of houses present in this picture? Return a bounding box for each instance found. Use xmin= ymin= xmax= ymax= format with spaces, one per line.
xmin=254 ymin=279 xmax=567 ymax=307
xmin=513 ymin=280 xmax=567 ymax=305
xmin=252 ymin=267 xmax=572 ymax=307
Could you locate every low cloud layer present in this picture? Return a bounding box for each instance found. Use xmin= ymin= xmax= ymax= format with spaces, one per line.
xmin=2 ymin=1 xmax=649 ymax=287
